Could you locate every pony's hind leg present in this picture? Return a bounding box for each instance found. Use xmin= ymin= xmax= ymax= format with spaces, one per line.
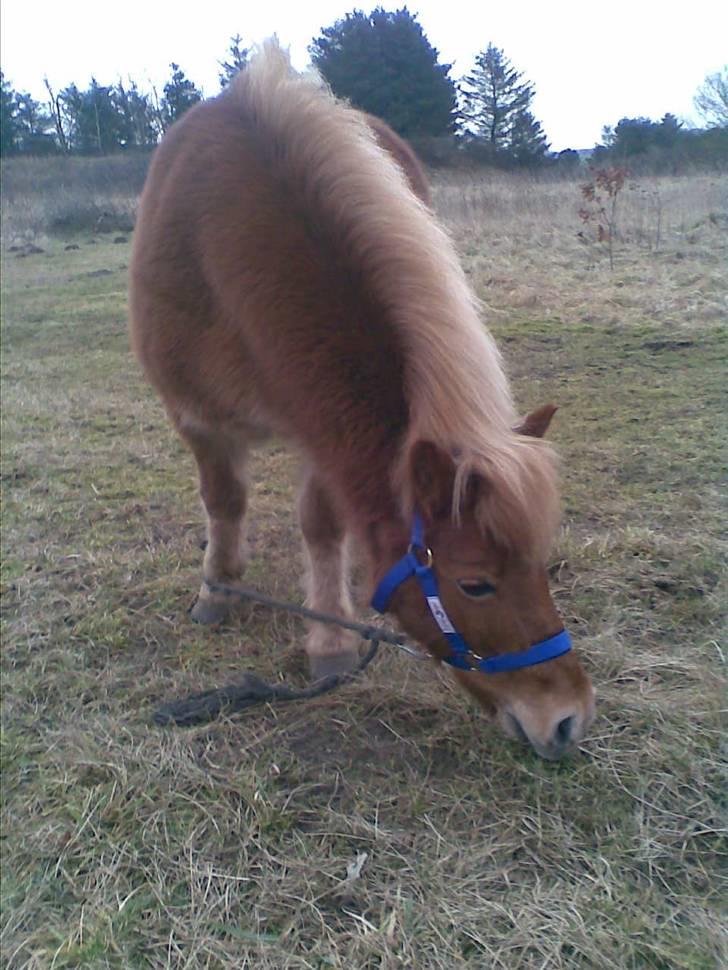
xmin=180 ymin=424 xmax=250 ymax=625
xmin=298 ymin=469 xmax=360 ymax=682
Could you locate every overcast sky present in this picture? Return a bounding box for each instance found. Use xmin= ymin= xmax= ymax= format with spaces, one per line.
xmin=2 ymin=1 xmax=726 ymax=150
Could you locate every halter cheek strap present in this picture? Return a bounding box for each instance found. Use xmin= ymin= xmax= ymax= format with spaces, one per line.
xmin=371 ymin=513 xmax=572 ymax=674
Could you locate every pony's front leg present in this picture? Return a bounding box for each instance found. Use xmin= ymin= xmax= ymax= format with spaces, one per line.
xmin=298 ymin=469 xmax=360 ymax=681
xmin=180 ymin=425 xmax=250 ymax=625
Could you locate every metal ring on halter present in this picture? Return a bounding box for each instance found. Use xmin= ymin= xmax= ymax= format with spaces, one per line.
xmin=408 ymin=544 xmax=434 ymax=568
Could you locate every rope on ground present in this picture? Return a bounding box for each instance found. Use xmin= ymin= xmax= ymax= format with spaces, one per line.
xmin=153 ymin=638 xmax=380 ymax=726
xmin=153 ymin=581 xmax=423 ymax=727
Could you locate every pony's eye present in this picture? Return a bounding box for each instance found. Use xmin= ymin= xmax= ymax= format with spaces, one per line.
xmin=457 ymin=580 xmax=496 ymax=599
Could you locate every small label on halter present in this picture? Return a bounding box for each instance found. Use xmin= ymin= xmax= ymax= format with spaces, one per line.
xmin=426 ymin=597 xmax=455 ymax=634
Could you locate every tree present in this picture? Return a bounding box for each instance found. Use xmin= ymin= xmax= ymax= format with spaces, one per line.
xmin=59 ymin=79 xmax=130 ymax=154
xmin=600 ymin=115 xmax=682 ymax=161
xmin=508 ymin=108 xmax=549 ymax=164
xmin=694 ymin=67 xmax=728 ymax=128
xmin=459 ymin=45 xmax=549 ymax=165
xmin=653 ymin=113 xmax=682 ymax=149
xmin=114 ymin=80 xmax=159 ymax=147
xmin=219 ymin=34 xmax=250 ymax=88
xmin=591 ymin=113 xmax=727 ymax=174
xmin=608 ymin=116 xmax=657 ymax=158
xmin=460 ymin=45 xmax=533 ymax=146
xmin=310 ymin=7 xmax=457 ymax=138
xmin=13 ymin=89 xmax=56 ymax=154
xmin=44 ymin=77 xmax=69 ymax=152
xmin=554 ymin=148 xmax=581 ymax=173
xmin=161 ymin=63 xmax=203 ymax=131
xmin=600 ymin=124 xmax=616 ymax=150
xmin=1 ymin=72 xmax=20 ymax=155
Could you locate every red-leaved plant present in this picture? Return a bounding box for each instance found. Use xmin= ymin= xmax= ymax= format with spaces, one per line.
xmin=578 ymin=166 xmax=629 ymax=270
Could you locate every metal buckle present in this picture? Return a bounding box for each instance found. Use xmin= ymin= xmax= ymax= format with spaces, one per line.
xmin=408 ymin=543 xmax=433 ymax=568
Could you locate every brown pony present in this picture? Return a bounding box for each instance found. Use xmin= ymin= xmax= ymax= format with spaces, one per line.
xmin=130 ymin=43 xmax=594 ymax=760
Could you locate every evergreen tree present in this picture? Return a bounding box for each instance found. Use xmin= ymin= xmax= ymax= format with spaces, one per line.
xmin=609 ymin=116 xmax=656 ymax=157
xmin=60 ymin=79 xmax=129 ymax=153
xmin=13 ymin=89 xmax=56 ymax=154
xmin=653 ymin=113 xmax=682 ymax=149
xmin=219 ymin=35 xmax=250 ymax=88
xmin=310 ymin=7 xmax=456 ymax=138
xmin=460 ymin=44 xmax=543 ymax=158
xmin=161 ymin=63 xmax=202 ymax=130
xmin=509 ymin=108 xmax=549 ymax=164
xmin=1 ymin=72 xmax=20 ymax=155
xmin=554 ymin=148 xmax=581 ymax=173
xmin=114 ymin=80 xmax=159 ymax=147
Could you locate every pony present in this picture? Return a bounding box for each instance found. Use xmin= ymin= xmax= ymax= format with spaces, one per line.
xmin=129 ymin=43 xmax=595 ymax=760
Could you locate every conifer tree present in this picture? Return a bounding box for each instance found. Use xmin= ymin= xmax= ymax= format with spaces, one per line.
xmin=219 ymin=35 xmax=250 ymax=89
xmin=114 ymin=80 xmax=159 ymax=147
xmin=509 ymin=109 xmax=549 ymax=164
xmin=1 ymin=73 xmax=19 ymax=155
xmin=161 ymin=63 xmax=203 ymax=131
xmin=460 ymin=44 xmax=548 ymax=163
xmin=60 ymin=80 xmax=127 ymax=153
xmin=310 ymin=7 xmax=456 ymax=138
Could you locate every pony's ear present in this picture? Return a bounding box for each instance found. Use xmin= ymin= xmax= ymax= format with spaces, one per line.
xmin=515 ymin=403 xmax=558 ymax=439
xmin=409 ymin=440 xmax=457 ymax=522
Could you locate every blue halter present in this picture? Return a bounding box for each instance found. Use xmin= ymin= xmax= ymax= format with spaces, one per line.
xmin=371 ymin=514 xmax=572 ymax=674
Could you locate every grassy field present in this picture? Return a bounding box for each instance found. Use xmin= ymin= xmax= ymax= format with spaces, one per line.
xmin=1 ymin=169 xmax=726 ymax=969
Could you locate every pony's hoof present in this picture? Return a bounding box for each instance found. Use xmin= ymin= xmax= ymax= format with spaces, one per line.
xmin=190 ymin=595 xmax=229 ymax=625
xmin=309 ymin=648 xmax=360 ymax=683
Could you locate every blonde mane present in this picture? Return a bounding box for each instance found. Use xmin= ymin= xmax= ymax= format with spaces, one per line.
xmin=232 ymin=42 xmax=559 ymax=557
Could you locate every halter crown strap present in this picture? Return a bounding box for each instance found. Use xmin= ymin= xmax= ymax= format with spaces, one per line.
xmin=371 ymin=514 xmax=572 ymax=674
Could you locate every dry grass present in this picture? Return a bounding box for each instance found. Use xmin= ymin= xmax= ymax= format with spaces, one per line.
xmin=1 ymin=168 xmax=726 ymax=969
xmin=437 ymin=171 xmax=728 ymax=331
xmin=0 ymin=154 xmax=148 ymax=243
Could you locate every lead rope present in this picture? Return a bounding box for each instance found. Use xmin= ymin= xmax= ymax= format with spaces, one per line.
xmin=153 ymin=580 xmax=427 ymax=727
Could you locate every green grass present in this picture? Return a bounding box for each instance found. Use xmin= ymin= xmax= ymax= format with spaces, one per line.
xmin=2 ymin=175 xmax=726 ymax=969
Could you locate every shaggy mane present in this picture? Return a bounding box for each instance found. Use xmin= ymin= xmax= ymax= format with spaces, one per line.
xmin=231 ymin=42 xmax=560 ymax=558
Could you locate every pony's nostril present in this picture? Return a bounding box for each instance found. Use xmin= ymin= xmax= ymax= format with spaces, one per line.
xmin=505 ymin=712 xmax=579 ymax=758
xmin=555 ymin=715 xmax=575 ymax=746
xmin=507 ymin=713 xmax=529 ymax=744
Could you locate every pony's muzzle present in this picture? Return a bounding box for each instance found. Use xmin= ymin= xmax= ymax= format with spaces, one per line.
xmin=503 ymin=701 xmax=594 ymax=761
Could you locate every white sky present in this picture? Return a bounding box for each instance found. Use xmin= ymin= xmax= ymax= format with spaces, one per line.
xmin=2 ymin=1 xmax=726 ymax=150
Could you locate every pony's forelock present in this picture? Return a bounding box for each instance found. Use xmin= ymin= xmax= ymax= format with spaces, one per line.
xmin=454 ymin=437 xmax=560 ymax=561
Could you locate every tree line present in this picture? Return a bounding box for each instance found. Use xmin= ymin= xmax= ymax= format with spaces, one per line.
xmin=592 ymin=112 xmax=728 ymax=174
xmin=1 ymin=34 xmax=247 ymax=158
xmin=2 ymin=63 xmax=205 ymax=157
xmin=1 ymin=8 xmax=726 ymax=171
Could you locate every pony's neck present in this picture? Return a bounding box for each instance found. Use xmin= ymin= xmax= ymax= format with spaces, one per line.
xmin=324 ymin=438 xmax=406 ymax=539
xmin=361 ymin=510 xmax=411 ymax=595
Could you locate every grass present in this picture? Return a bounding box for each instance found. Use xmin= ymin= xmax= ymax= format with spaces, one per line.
xmin=1 ymin=154 xmax=148 ymax=243
xmin=1 ymin=169 xmax=726 ymax=969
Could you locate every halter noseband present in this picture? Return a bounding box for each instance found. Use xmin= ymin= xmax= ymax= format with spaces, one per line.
xmin=371 ymin=514 xmax=572 ymax=674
